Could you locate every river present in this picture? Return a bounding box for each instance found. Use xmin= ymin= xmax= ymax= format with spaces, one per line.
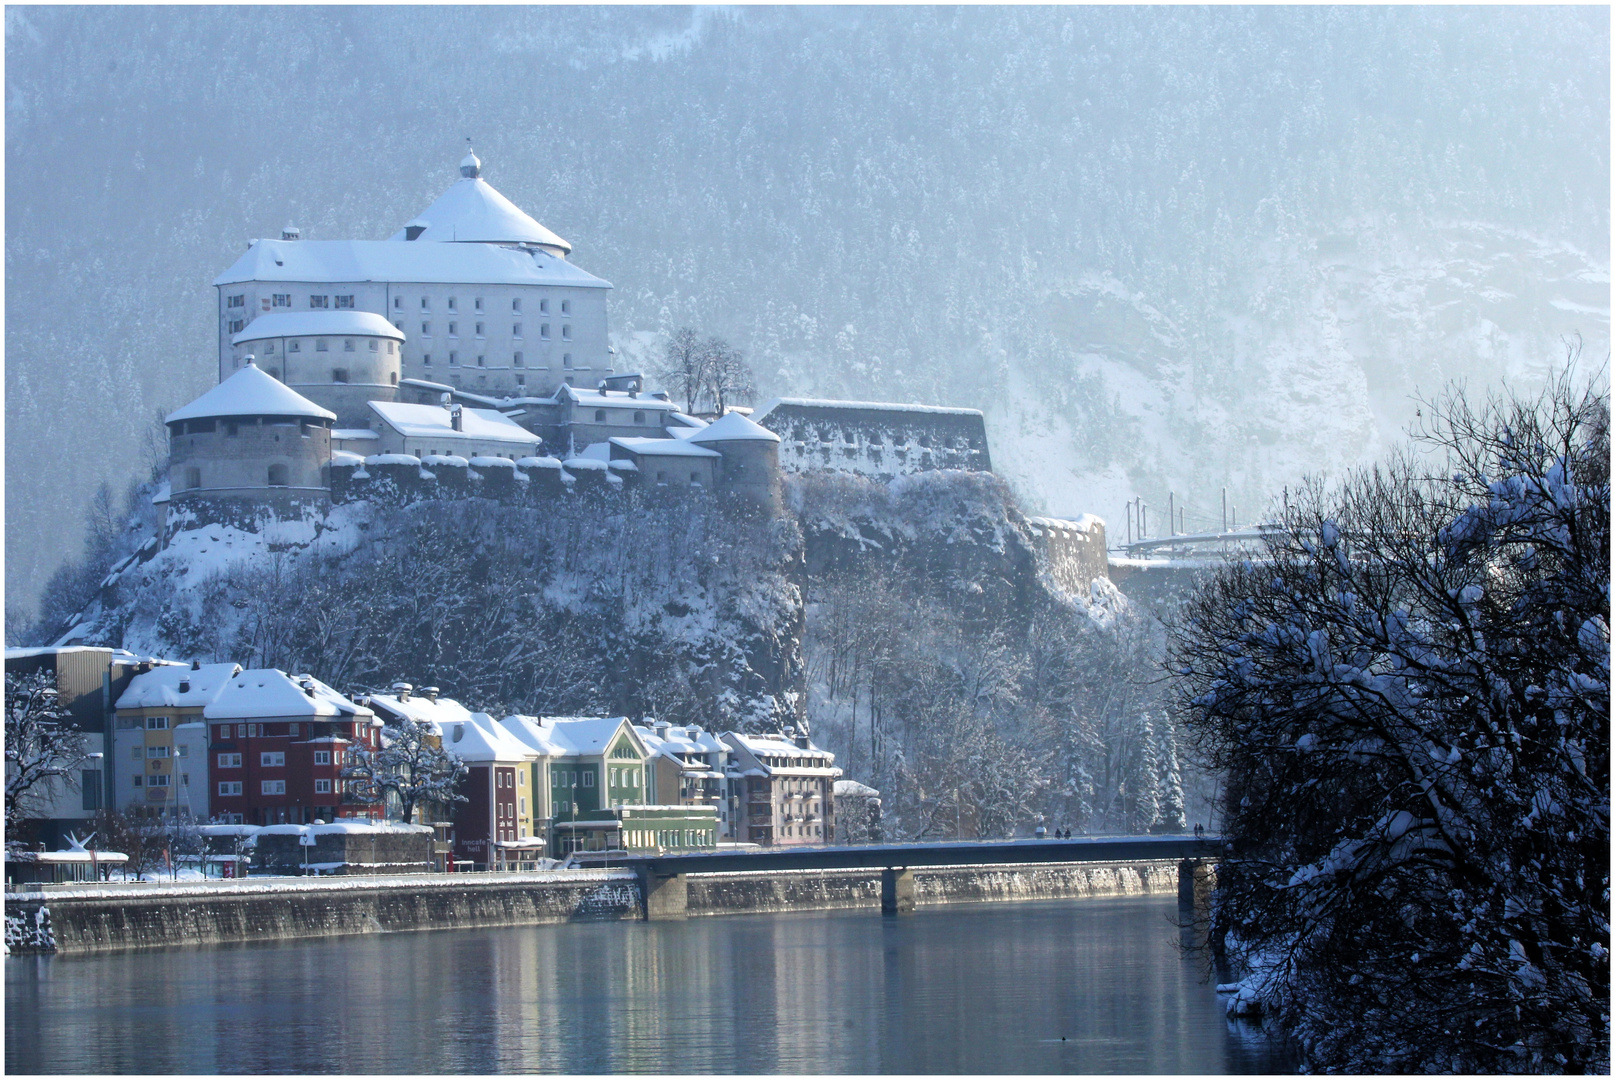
xmin=6 ymin=895 xmax=1292 ymax=1073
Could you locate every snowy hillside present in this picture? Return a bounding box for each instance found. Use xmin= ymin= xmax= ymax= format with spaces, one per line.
xmin=5 ymin=6 xmax=1608 ymax=615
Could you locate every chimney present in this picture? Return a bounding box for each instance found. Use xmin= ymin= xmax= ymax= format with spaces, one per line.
xmin=449 ymin=403 xmax=463 ymax=432
xmin=422 ymin=687 xmax=439 ymax=703
xmin=301 ymin=679 xmax=316 ymax=698
xmin=392 ymin=682 xmax=412 ymax=702
xmin=282 ymin=224 xmax=301 ymax=241
xmin=191 ymin=659 xmax=201 ymax=671
xmin=179 ymin=678 xmax=191 ymax=695
xmin=794 ymin=731 xmax=811 ymax=750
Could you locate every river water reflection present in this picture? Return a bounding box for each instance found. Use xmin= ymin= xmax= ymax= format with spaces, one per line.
xmin=7 ymin=895 xmax=1291 ymax=1073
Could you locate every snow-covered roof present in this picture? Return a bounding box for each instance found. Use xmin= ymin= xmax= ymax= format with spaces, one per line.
xmin=231 ymin=311 xmax=405 ymax=345
xmin=388 ymin=156 xmax=572 ymax=250
xmin=115 ymin=662 xmax=243 ymax=711
xmin=724 ymin=731 xmax=839 ymax=773
xmin=687 ymin=411 xmax=781 ymax=445
xmin=368 ymin=401 xmax=540 ymax=446
xmin=166 ymin=362 xmax=337 ymax=424
xmin=331 ymin=428 xmax=380 ymax=441
xmin=499 ymin=715 xmax=641 ymax=758
xmin=330 ymin=450 xmax=366 ymax=467
xmin=367 ymin=691 xmax=476 ymax=730
xmin=1027 ymin=514 xmax=1105 ymax=534
xmin=517 ymin=456 xmax=563 ymax=470
xmin=214 ymin=241 xmax=608 ymax=289
xmin=559 ymin=385 xmax=680 ymax=411
xmin=440 ymin=713 xmax=536 ymax=762
xmin=203 ymin=669 xmax=371 ymax=721
xmin=834 ymin=779 xmax=881 ymax=798
xmin=608 ymin=437 xmax=721 ymax=459
xmin=755 ymin=398 xmax=984 ymax=419
xmin=635 ymin=723 xmax=727 ymax=760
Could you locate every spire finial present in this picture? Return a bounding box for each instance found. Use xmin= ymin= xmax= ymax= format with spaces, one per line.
xmin=460 ymin=138 xmax=481 ymax=179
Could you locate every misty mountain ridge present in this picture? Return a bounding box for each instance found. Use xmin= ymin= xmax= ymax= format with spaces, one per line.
xmin=6 ymin=5 xmax=1607 ymax=615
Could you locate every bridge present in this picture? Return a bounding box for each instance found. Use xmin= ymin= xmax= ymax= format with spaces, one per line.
xmin=618 ymin=835 xmax=1224 ymax=919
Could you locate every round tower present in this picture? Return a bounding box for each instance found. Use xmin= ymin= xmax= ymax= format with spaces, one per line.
xmin=227 ymin=311 xmax=405 ymax=427
xmin=165 ymin=360 xmax=337 ymax=517
xmin=687 ymin=411 xmax=783 ymax=514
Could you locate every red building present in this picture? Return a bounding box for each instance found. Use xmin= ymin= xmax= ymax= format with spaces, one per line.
xmin=204 ymin=669 xmax=382 ymax=825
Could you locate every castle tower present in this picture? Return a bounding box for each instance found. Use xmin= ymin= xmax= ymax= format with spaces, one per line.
xmin=227 ymin=310 xmax=405 ymax=427
xmin=165 ymin=360 xmax=336 ymax=516
xmin=688 ymin=411 xmax=783 ymax=513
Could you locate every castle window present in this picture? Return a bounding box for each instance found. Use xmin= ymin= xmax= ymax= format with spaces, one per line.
xmin=390 ymin=372 xmax=398 ymax=385
xmin=690 ymin=472 xmax=700 ymax=485
xmin=289 ymin=341 xmax=300 ymax=352
xmin=449 ymin=352 xmax=458 ymax=366
xmin=541 ymin=323 xmax=550 ymax=340
xmin=267 ymin=464 xmax=289 ymax=486
xmin=262 ymin=341 xmax=275 ymax=353
xmin=393 ymin=296 xmax=402 ymax=309
xmin=309 ymin=295 xmax=329 ymax=309
xmin=474 ymin=298 xmax=484 ymax=312
xmin=225 ymin=423 xmax=239 ymax=437
xmin=273 ymin=294 xmax=291 ymax=308
xmin=228 ymin=319 xmax=244 ymax=333
xmin=227 ymin=294 xmax=245 ymax=309
xmin=563 ymin=353 xmax=572 ymax=368
xmin=475 ymin=322 xmax=485 ymax=338
xmin=512 ymin=322 xmax=522 ymax=339
xmin=594 ymin=410 xmax=606 ymax=422
xmin=561 ymin=300 xmax=571 ymax=315
xmin=515 ymin=374 xmax=526 ymax=386
xmin=344 ymin=339 xmax=356 ymax=352
xmin=656 ymin=471 xmax=667 ymax=483
xmin=393 ymin=320 xmax=403 ymax=331
xmin=477 ymin=355 xmax=485 ymax=367
xmin=368 ymin=340 xmax=378 ymax=352
xmin=420 ymin=297 xmax=430 ymax=311
xmin=448 ymin=297 xmax=457 ymax=312
xmin=513 ymin=352 xmax=524 ymax=367
xmin=332 ymin=369 xmax=348 ymax=383
xmin=185 ymin=467 xmax=201 ymax=490
xmin=448 ymin=322 xmax=458 ymax=338
xmin=539 ymin=299 xmax=550 ymax=314
xmin=268 ymin=369 xmax=281 ymax=380
xmin=561 ymin=324 xmax=571 ymax=341
xmin=335 ymin=296 xmax=354 ymax=309
xmin=512 ymin=298 xmax=522 ymax=313
xmin=387 ymin=341 xmax=395 ymax=354
xmin=316 ymin=339 xmax=329 ymax=352
xmin=633 ymin=411 xmax=645 ymax=425
xmin=422 ymin=353 xmax=431 ymax=366
xmin=421 ymin=322 xmax=431 ymax=337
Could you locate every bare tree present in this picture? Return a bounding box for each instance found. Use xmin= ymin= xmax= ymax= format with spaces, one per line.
xmin=1171 ymin=368 xmax=1609 ymax=1072
xmin=656 ymin=328 xmax=711 ymax=415
xmin=4 ymin=670 xmax=88 ymax=830
xmin=341 ymin=714 xmax=469 ymax=825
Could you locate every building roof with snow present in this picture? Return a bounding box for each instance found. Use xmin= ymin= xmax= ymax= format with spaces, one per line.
xmin=723 ymin=731 xmax=840 ymax=777
xmin=439 ymin=713 xmax=537 ymax=762
xmin=203 ymin=669 xmax=373 ymax=722
xmin=686 ymin=410 xmax=781 ymax=445
xmin=367 ymin=401 xmax=540 ymax=448
xmin=366 ymin=688 xmax=477 ymax=731
xmin=607 ymin=437 xmax=721 ymax=459
xmin=500 ymin=716 xmax=646 ymax=760
xmin=755 ymin=397 xmax=985 ymax=419
xmin=166 ymin=362 xmax=338 ymax=425
xmin=231 ymin=311 xmax=406 ymax=345
xmin=115 ymin=662 xmax=243 ymax=711
xmin=387 ymin=150 xmax=573 ymax=252
xmin=213 ymin=239 xmax=609 ymax=290
xmin=558 ymin=384 xmax=681 ymax=412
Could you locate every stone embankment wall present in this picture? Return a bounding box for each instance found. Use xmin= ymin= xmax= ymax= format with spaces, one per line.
xmin=5 ymin=871 xmax=640 ymax=956
xmin=683 ymin=860 xmax=1175 ymax=916
xmin=5 ymin=861 xmax=1177 ymax=956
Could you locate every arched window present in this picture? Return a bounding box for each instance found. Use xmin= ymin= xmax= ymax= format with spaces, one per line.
xmin=594 ymin=409 xmax=606 ymax=422
xmin=344 ymin=339 xmax=356 ymax=352
xmin=368 ymin=340 xmax=378 ymax=352
xmin=387 ymin=341 xmax=395 ymax=355
xmin=267 ymin=464 xmax=289 ymax=486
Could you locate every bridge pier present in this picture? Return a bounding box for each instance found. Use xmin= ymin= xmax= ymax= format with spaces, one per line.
xmin=1177 ymin=858 xmax=1215 ymax=941
xmin=881 ymin=867 xmax=915 ymax=915
xmin=641 ymin=870 xmax=688 ymax=920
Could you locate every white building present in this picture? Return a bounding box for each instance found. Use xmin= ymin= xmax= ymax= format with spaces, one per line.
xmin=228 ymin=310 xmax=405 ymax=426
xmin=362 ymin=400 xmax=541 ymax=461
xmin=214 ymin=150 xmax=613 ymax=401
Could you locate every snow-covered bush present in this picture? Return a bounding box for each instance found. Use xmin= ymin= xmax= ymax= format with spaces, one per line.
xmin=1173 ymin=369 xmax=1609 ymax=1072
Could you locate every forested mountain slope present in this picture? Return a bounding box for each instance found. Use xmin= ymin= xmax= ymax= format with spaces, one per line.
xmin=6 ymin=6 xmax=1607 ymax=616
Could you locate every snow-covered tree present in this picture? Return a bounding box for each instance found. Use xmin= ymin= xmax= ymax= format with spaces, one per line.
xmin=1172 ymin=369 xmax=1609 ymax=1072
xmin=1153 ymin=716 xmax=1187 ymax=833
xmin=341 ymin=714 xmax=468 ymax=825
xmin=4 ymin=670 xmax=89 ymax=830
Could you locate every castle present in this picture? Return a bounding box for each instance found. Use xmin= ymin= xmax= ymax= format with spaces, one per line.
xmin=164 ymin=150 xmax=1002 ymax=533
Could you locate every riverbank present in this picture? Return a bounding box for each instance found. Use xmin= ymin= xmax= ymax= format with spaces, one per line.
xmin=5 ymin=859 xmax=1178 ymax=956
